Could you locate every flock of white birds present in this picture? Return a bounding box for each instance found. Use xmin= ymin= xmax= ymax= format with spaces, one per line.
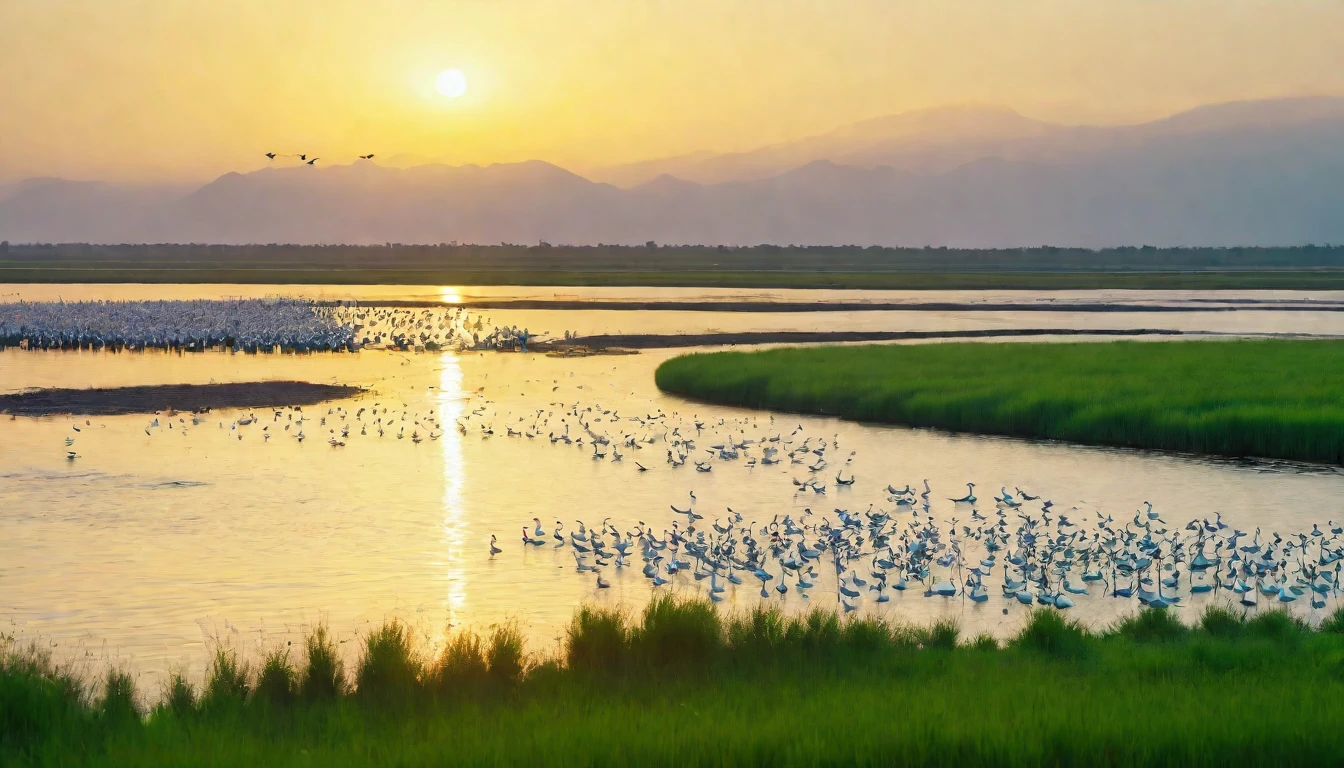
xmin=456 ymin=398 xmax=1344 ymax=616
xmin=0 ymin=300 xmax=554 ymax=353
xmin=16 ymin=294 xmax=1341 ymax=621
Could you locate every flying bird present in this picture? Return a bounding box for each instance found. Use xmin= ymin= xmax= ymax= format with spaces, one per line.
xmin=265 ymin=152 xmax=277 ymax=160
xmin=359 ymin=154 xmax=375 ymax=160
xmin=306 ymin=158 xmax=319 ymax=165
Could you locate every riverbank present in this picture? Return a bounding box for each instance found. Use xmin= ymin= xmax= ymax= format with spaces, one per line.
xmin=558 ymin=327 xmax=1187 ymax=350
xmin=655 ymin=339 xmax=1344 ymax=464
xmin=5 ymin=598 xmax=1344 ymax=766
xmin=9 ymin=264 xmax=1344 ymax=290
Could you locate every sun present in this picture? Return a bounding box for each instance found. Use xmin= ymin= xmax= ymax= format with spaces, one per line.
xmin=435 ymin=69 xmax=467 ymax=99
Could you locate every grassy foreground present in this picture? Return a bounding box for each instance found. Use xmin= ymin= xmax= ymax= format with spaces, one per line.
xmin=656 ymin=339 xmax=1344 ymax=464
xmin=6 ymin=598 xmax=1344 ymax=766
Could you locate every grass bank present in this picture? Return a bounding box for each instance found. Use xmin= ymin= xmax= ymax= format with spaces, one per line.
xmin=6 ymin=598 xmax=1344 ymax=766
xmin=8 ymin=263 xmax=1344 ymax=290
xmin=656 ymin=339 xmax=1344 ymax=464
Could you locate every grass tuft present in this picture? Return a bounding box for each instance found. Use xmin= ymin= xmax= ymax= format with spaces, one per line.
xmin=161 ymin=671 xmax=196 ymax=717
xmin=486 ymin=623 xmax=526 ymax=685
xmin=968 ymin=632 xmax=999 ymax=651
xmin=98 ymin=669 xmax=138 ymax=724
xmin=840 ymin=616 xmax=893 ymax=653
xmin=430 ymin=630 xmax=488 ymax=691
xmin=1013 ymin=609 xmax=1092 ymax=658
xmin=355 ymin=621 xmax=421 ymax=702
xmin=565 ymin=606 xmax=629 ymax=672
xmin=202 ymin=649 xmax=250 ymax=711
xmin=1112 ymin=607 xmax=1188 ymax=643
xmin=254 ymin=648 xmax=297 ymax=707
xmin=630 ymin=595 xmax=724 ymax=668
xmin=1199 ymin=605 xmax=1246 ymax=638
xmin=1320 ymin=607 xmax=1344 ymax=635
xmin=0 ymin=641 xmax=88 ymax=751
xmin=918 ymin=619 xmax=960 ymax=650
xmin=299 ymin=624 xmax=344 ymax=701
xmin=728 ymin=606 xmax=789 ymax=655
xmin=1246 ymin=609 xmax=1308 ymax=641
xmin=786 ymin=609 xmax=842 ymax=654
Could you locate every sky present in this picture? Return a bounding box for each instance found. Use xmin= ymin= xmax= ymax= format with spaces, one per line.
xmin=1 ymin=0 xmax=1342 ymax=184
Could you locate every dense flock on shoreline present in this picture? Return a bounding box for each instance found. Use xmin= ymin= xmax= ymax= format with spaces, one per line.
xmin=0 ymin=299 xmax=555 ymax=353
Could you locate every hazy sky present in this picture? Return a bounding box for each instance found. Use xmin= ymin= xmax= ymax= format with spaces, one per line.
xmin=2 ymin=0 xmax=1341 ymax=183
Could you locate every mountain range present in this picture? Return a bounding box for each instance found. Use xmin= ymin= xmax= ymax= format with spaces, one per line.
xmin=4 ymin=97 xmax=1344 ymax=248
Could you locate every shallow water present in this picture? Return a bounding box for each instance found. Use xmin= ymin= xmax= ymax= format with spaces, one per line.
xmin=2 ymin=285 xmax=1343 ymax=687
xmin=7 ymin=284 xmax=1344 ymax=341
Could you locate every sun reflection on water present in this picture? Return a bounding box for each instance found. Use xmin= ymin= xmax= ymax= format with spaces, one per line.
xmin=437 ymin=354 xmax=467 ymax=629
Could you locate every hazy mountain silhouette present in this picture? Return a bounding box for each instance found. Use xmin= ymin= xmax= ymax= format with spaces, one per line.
xmin=0 ymin=178 xmax=182 ymax=244
xmin=3 ymin=97 xmax=1343 ymax=248
xmin=591 ymin=104 xmax=1063 ymax=186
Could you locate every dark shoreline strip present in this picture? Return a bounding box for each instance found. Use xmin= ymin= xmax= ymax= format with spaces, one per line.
xmin=323 ymin=299 xmax=1344 ymax=313
xmin=556 ymin=328 xmax=1188 ymax=350
xmin=0 ymin=382 xmax=365 ymax=416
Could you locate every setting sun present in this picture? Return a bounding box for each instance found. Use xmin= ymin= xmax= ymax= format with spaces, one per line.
xmin=435 ymin=69 xmax=467 ymax=99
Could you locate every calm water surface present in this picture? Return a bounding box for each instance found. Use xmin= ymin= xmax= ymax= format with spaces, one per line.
xmin=2 ymin=285 xmax=1342 ymax=687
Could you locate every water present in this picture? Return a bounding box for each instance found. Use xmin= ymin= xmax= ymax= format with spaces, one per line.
xmin=3 ymin=284 xmax=1343 ymax=687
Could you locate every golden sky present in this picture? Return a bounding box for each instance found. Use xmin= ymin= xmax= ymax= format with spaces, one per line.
xmin=2 ymin=0 xmax=1341 ymax=183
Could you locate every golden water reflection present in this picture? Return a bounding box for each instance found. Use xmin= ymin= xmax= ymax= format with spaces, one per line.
xmin=438 ymin=354 xmax=467 ymax=631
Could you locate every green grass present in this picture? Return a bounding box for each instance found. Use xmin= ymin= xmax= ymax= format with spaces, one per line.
xmin=656 ymin=339 xmax=1344 ymax=464
xmin=7 ymin=600 xmax=1344 ymax=766
xmin=8 ymin=263 xmax=1344 ymax=289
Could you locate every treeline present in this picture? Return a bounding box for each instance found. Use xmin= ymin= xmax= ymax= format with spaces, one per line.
xmin=6 ymin=242 xmax=1344 ymax=272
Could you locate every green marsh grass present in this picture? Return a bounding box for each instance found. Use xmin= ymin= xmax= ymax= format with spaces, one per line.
xmin=160 ymin=671 xmax=196 ymax=717
xmin=8 ymin=602 xmax=1344 ymax=766
xmin=565 ymin=605 xmax=629 ymax=672
xmin=655 ymin=340 xmax=1344 ymax=464
xmin=354 ymin=621 xmax=421 ymax=703
xmin=1113 ymin=606 xmax=1189 ymax=643
xmin=430 ymin=630 xmax=489 ymax=690
xmin=202 ymin=648 xmax=249 ymax=710
xmin=485 ymin=623 xmax=526 ymax=685
xmin=299 ymin=623 xmax=344 ymax=700
xmin=254 ymin=649 xmax=297 ymax=707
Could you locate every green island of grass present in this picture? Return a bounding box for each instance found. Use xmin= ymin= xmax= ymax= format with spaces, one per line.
xmin=656 ymin=339 xmax=1344 ymax=465
xmin=5 ymin=598 xmax=1344 ymax=766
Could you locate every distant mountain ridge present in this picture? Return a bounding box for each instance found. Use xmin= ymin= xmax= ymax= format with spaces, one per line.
xmin=3 ymin=97 xmax=1344 ymax=248
xmin=592 ymin=103 xmax=1064 ymax=186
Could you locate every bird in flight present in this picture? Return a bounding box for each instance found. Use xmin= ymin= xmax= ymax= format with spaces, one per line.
xmin=306 ymin=157 xmax=319 ymax=166
xmin=265 ymin=152 xmax=277 ymax=160
xmin=359 ymin=154 xmax=375 ymax=160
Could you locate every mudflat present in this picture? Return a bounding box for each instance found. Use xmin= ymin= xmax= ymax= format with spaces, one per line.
xmin=0 ymin=381 xmax=364 ymax=416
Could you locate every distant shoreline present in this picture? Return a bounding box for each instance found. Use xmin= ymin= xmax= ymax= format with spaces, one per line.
xmin=7 ymin=267 xmax=1344 ymax=291
xmin=555 ymin=327 xmax=1190 ymax=349
xmin=338 ymin=298 xmax=1344 ymax=312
